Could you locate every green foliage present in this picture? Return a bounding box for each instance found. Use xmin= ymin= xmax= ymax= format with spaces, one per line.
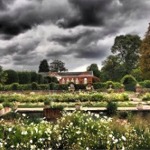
xmin=121 ymin=75 xmax=137 ymax=91
xmin=1 ymin=112 xmax=150 ymax=149
xmin=44 ymin=76 xmax=58 ymax=83
xmin=106 ymin=101 xmax=117 ymax=116
xmin=142 ymin=93 xmax=150 ymax=101
xmin=37 ymin=74 xmax=44 ymax=84
xmin=31 ymin=82 xmax=39 ymax=90
xmin=11 ymin=83 xmax=20 ymax=90
xmin=49 ymin=60 xmax=67 ymax=72
xmin=3 ymin=101 xmax=12 ymax=107
xmin=18 ymin=71 xmax=31 ymax=84
xmin=38 ymin=59 xmax=49 ymax=72
xmin=111 ymin=34 xmax=141 ymax=74
xmin=101 ymin=55 xmax=125 ymax=82
xmin=139 ymin=80 xmax=150 ymax=88
xmin=0 ymin=66 xmax=7 ymax=84
xmin=30 ymin=71 xmax=38 ymax=83
xmin=87 ymin=63 xmax=101 ymax=78
xmin=93 ymin=82 xmax=105 ymax=89
xmin=131 ymin=68 xmax=143 ymax=82
xmin=4 ymin=69 xmax=19 ymax=84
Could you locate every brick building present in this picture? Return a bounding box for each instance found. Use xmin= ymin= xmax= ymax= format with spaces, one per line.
xmin=49 ymin=71 xmax=100 ymax=84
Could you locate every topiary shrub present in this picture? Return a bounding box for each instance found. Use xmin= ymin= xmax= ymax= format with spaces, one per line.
xmin=105 ymin=81 xmax=114 ymax=89
xmin=31 ymin=82 xmax=39 ymax=90
xmin=121 ymin=75 xmax=137 ymax=91
xmin=11 ymin=83 xmax=19 ymax=90
xmin=106 ymin=101 xmax=117 ymax=116
xmin=0 ymin=83 xmax=4 ymax=91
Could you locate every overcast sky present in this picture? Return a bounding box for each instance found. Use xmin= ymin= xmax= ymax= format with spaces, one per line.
xmin=0 ymin=0 xmax=150 ymax=72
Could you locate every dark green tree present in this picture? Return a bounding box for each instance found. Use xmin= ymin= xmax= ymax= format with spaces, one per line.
xmin=140 ymin=23 xmax=150 ymax=79
xmin=49 ymin=60 xmax=67 ymax=72
xmin=44 ymin=76 xmax=58 ymax=83
xmin=18 ymin=71 xmax=31 ymax=84
xmin=87 ymin=64 xmax=100 ymax=78
xmin=30 ymin=71 xmax=38 ymax=83
xmin=39 ymin=59 xmax=49 ymax=72
xmin=4 ymin=69 xmax=19 ymax=84
xmin=111 ymin=34 xmax=141 ymax=74
xmin=101 ymin=55 xmax=125 ymax=81
xmin=131 ymin=68 xmax=143 ymax=82
xmin=0 ymin=66 xmax=7 ymax=84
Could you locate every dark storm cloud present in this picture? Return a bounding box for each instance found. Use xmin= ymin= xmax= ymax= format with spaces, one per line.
xmin=50 ymin=29 xmax=94 ymax=46
xmin=59 ymin=0 xmax=150 ymax=29
xmin=0 ymin=0 xmax=150 ymax=71
xmin=46 ymin=27 xmax=110 ymax=59
xmin=0 ymin=0 xmax=70 ymax=37
xmin=59 ymin=0 xmax=116 ymax=28
xmin=0 ymin=39 xmax=39 ymax=57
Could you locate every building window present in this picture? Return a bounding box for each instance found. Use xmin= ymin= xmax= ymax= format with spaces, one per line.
xmin=66 ymin=78 xmax=69 ymax=84
xmin=71 ymin=78 xmax=74 ymax=83
xmin=62 ymin=78 xmax=65 ymax=84
xmin=75 ymin=78 xmax=79 ymax=84
xmin=84 ymin=78 xmax=87 ymax=84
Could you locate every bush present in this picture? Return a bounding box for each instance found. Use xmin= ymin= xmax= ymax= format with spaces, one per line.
xmin=93 ymin=82 xmax=106 ymax=89
xmin=142 ymin=93 xmax=150 ymax=101
xmin=31 ymin=82 xmax=39 ymax=90
xmin=11 ymin=83 xmax=20 ymax=90
xmin=105 ymin=81 xmax=115 ymax=88
xmin=139 ymin=80 xmax=150 ymax=88
xmin=121 ymin=75 xmax=137 ymax=91
xmin=39 ymin=84 xmax=49 ymax=90
xmin=74 ymin=84 xmax=86 ymax=90
xmin=106 ymin=101 xmax=117 ymax=116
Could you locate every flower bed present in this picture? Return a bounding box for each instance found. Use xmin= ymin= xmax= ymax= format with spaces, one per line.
xmin=0 ymin=92 xmax=129 ymax=104
xmin=0 ymin=112 xmax=150 ymax=149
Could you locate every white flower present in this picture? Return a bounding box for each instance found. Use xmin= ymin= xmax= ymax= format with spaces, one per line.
xmin=30 ymin=140 xmax=33 ymax=143
xmin=109 ymin=134 xmax=113 ymax=138
xmin=21 ymin=131 xmax=27 ymax=135
xmin=76 ymin=131 xmax=81 ymax=134
xmin=0 ymin=142 xmax=3 ymax=148
xmin=58 ymin=136 xmax=62 ymax=141
xmin=122 ymin=136 xmax=126 ymax=141
xmin=22 ymin=113 xmax=26 ymax=117
xmin=113 ymin=139 xmax=118 ymax=144
xmin=8 ymin=128 xmax=12 ymax=132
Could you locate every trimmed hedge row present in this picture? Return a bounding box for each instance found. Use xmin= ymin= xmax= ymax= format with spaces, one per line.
xmin=0 ymin=82 xmax=123 ymax=91
xmin=0 ymin=93 xmax=129 ymax=103
xmin=0 ymin=80 xmax=150 ymax=91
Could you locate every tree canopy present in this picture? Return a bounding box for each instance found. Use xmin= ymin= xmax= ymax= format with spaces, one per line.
xmin=87 ymin=64 xmax=100 ymax=78
xmin=38 ymin=59 xmax=49 ymax=72
xmin=4 ymin=69 xmax=19 ymax=84
xmin=139 ymin=23 xmax=150 ymax=79
xmin=111 ymin=34 xmax=141 ymax=74
xmin=101 ymin=55 xmax=125 ymax=81
xmin=49 ymin=60 xmax=67 ymax=72
xmin=0 ymin=66 xmax=7 ymax=84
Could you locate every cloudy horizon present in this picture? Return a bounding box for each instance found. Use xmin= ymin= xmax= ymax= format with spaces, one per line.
xmin=0 ymin=0 xmax=150 ymax=72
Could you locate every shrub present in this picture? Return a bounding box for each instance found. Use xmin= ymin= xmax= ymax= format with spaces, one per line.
xmin=106 ymin=101 xmax=117 ymax=116
xmin=11 ymin=83 xmax=20 ymax=90
xmin=105 ymin=81 xmax=115 ymax=88
xmin=142 ymin=93 xmax=150 ymax=101
xmin=121 ymin=75 xmax=137 ymax=91
xmin=93 ymin=82 xmax=106 ymax=89
xmin=31 ymin=82 xmax=39 ymax=90
xmin=39 ymin=84 xmax=49 ymax=90
xmin=139 ymin=80 xmax=150 ymax=88
xmin=3 ymin=101 xmax=12 ymax=107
